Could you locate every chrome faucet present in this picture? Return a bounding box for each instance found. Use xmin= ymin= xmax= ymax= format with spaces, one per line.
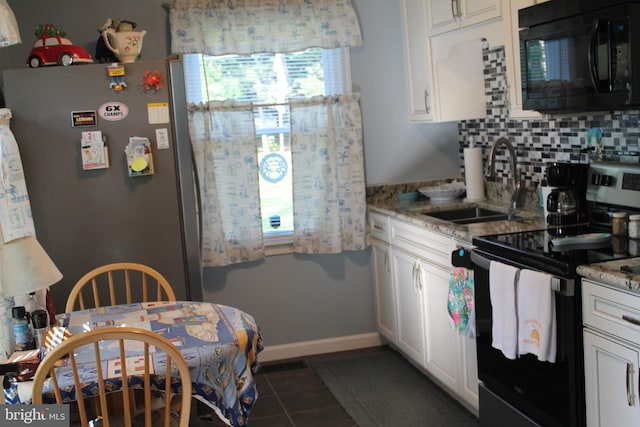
xmin=486 ymin=137 xmax=524 ymax=212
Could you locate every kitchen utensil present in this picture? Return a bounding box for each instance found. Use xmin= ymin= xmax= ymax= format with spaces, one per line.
xmin=547 ymin=188 xmax=579 ymax=226
xmin=550 ymin=232 xmax=612 ymax=251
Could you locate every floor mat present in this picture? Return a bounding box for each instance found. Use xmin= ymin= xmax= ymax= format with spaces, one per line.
xmin=309 ymin=347 xmax=478 ymax=427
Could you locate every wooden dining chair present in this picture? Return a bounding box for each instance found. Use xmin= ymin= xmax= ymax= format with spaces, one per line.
xmin=65 ymin=262 xmax=177 ymax=312
xmin=32 ymin=327 xmax=192 ymax=427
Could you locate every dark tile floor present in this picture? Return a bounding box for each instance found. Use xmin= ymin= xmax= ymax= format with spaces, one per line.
xmin=196 ymin=351 xmax=361 ymax=427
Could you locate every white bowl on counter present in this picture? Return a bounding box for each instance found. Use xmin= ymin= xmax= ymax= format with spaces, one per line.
xmin=418 ymin=182 xmax=466 ymax=202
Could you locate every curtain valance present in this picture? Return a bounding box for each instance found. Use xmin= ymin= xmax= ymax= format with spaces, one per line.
xmin=170 ymin=0 xmax=363 ymax=55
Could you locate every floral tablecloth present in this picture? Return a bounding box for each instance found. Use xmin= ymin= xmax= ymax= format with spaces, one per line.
xmin=44 ymin=301 xmax=263 ymax=427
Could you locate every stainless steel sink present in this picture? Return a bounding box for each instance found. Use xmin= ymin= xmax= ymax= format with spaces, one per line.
xmin=419 ymin=207 xmax=509 ymax=224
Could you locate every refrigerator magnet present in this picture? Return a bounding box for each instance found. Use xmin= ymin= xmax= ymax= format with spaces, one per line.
xmin=99 ymin=102 xmax=129 ymax=121
xmin=81 ymin=130 xmax=108 ymax=170
xmin=107 ymin=64 xmax=127 ymax=91
xmin=142 ymin=70 xmax=163 ymax=91
xmin=71 ymin=111 xmax=97 ymax=127
xmin=125 ymin=137 xmax=154 ymax=177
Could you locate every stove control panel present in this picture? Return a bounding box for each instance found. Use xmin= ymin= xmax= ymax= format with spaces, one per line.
xmin=587 ymin=161 xmax=640 ymax=209
xmin=622 ymin=171 xmax=640 ymax=191
xmin=590 ymin=173 xmax=614 ymax=186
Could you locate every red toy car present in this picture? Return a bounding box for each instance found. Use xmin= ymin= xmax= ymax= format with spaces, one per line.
xmin=27 ymin=34 xmax=93 ymax=68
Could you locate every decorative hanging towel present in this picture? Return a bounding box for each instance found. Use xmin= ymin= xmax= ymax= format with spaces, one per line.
xmin=448 ymin=248 xmax=476 ymax=338
xmin=0 ymin=108 xmax=36 ymax=242
xmin=448 ymin=267 xmax=476 ymax=337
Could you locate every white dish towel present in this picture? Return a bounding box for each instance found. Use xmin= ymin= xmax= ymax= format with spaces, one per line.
xmin=517 ymin=269 xmax=557 ymax=363
xmin=489 ymin=260 xmax=519 ymax=360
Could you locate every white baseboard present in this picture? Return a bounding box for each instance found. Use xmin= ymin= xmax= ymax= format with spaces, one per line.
xmin=258 ymin=332 xmax=383 ymax=363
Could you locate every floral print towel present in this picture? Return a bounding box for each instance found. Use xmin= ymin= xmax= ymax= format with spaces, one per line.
xmin=448 ymin=267 xmax=476 ymax=338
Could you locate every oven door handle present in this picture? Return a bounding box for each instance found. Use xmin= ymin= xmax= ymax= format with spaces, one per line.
xmin=470 ymin=250 xmax=491 ymax=270
xmin=471 ymin=250 xmax=575 ymax=297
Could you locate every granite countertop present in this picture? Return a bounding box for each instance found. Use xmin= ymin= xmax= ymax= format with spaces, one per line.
xmin=367 ymin=181 xmax=640 ymax=295
xmin=366 ymin=179 xmax=547 ymax=242
xmin=577 ymin=258 xmax=640 ymax=294
xmin=368 ymin=197 xmax=546 ymax=242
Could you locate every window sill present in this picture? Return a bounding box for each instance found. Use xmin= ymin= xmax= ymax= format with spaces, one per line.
xmin=265 ymin=242 xmax=294 ymax=256
xmin=264 ymin=233 xmax=294 ymax=256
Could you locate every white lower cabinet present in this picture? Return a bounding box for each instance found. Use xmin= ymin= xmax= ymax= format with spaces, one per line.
xmin=372 ymin=238 xmax=396 ymax=343
xmin=459 ymin=326 xmax=478 ymax=408
xmin=370 ymin=213 xmax=478 ymax=413
xmin=583 ymin=331 xmax=640 ymax=426
xmin=422 ymin=261 xmax=460 ymax=392
xmin=392 ymin=246 xmax=427 ymax=364
xmin=370 ymin=212 xmax=397 ymax=344
xmin=582 ymin=279 xmax=640 ymax=426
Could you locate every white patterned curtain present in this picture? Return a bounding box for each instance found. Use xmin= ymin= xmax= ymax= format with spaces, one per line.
xmin=169 ymin=0 xmax=363 ymax=55
xmin=290 ymin=95 xmax=367 ymax=253
xmin=188 ymin=102 xmax=265 ymax=266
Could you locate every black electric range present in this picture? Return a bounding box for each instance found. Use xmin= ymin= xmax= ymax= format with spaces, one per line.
xmin=472 ymin=224 xmax=630 ymax=278
xmin=470 ymin=161 xmax=640 ymax=427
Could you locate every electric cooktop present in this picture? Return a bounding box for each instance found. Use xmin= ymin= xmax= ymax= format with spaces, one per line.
xmin=473 ymin=224 xmax=632 ymax=277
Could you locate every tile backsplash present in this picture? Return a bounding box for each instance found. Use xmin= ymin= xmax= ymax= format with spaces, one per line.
xmin=458 ymin=46 xmax=640 ymax=189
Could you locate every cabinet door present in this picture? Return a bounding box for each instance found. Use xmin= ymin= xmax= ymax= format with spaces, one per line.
xmin=459 ymin=0 xmax=501 ymax=28
xmin=429 ymin=34 xmax=489 ymax=122
xmin=422 ymin=262 xmax=460 ymax=392
xmin=584 ymin=331 xmax=640 ymax=427
xmin=391 ymin=247 xmax=426 ymax=366
xmin=401 ymin=0 xmax=435 ymax=122
xmin=427 ymin=0 xmax=459 ymax=36
xmin=369 ymin=211 xmax=391 ymax=242
xmin=503 ymin=0 xmax=541 ymax=118
xmin=427 ymin=0 xmax=501 ymax=36
xmin=459 ymin=332 xmax=479 ymax=413
xmin=372 ymin=239 xmax=396 ymax=343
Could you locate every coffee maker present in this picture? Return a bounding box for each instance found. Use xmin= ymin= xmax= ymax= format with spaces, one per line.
xmin=545 ymin=162 xmax=589 ymax=226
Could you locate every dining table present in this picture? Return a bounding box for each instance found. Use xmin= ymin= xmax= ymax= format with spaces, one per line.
xmin=3 ymin=301 xmax=263 ymax=427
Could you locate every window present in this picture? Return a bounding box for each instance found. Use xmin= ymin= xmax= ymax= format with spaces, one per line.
xmin=183 ymin=48 xmax=352 ymax=244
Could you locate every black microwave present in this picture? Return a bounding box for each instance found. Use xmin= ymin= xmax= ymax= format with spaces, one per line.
xmin=519 ymin=1 xmax=640 ymax=113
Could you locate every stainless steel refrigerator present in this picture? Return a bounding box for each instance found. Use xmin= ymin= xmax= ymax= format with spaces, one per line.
xmin=2 ymin=58 xmax=202 ymax=310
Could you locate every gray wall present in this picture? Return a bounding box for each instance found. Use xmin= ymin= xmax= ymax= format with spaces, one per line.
xmin=1 ymin=0 xmax=461 ymax=348
xmin=352 ymin=1 xmax=460 ymax=185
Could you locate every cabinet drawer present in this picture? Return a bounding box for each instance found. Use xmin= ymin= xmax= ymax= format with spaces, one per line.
xmin=390 ymin=218 xmax=452 ymax=267
xmin=369 ymin=211 xmax=391 ymax=242
xmin=583 ymin=280 xmax=640 ymax=345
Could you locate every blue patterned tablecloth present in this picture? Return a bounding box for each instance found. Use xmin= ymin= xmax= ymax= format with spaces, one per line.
xmin=40 ymin=301 xmax=262 ymax=427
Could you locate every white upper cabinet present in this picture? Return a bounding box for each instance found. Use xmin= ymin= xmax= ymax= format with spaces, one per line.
xmin=429 ymin=34 xmax=489 ymax=122
xmin=427 ymin=0 xmax=502 ymax=36
xmin=401 ymin=0 xmax=504 ymax=123
xmin=503 ymin=0 xmax=545 ymax=118
xmin=402 ymin=0 xmax=435 ymax=122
